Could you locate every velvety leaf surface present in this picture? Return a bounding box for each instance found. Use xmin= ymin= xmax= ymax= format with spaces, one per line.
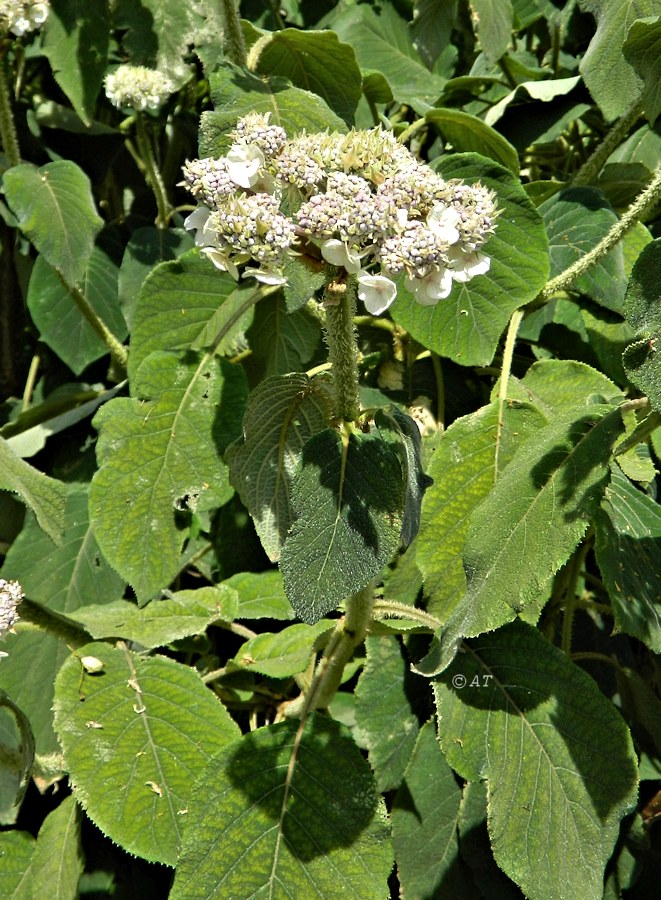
xmin=247 ymin=294 xmax=322 ymax=377
xmin=53 ymin=641 xmax=240 ymax=866
xmin=280 ymin=429 xmax=404 ymax=623
xmin=622 ymin=238 xmax=661 ymax=410
xmin=391 ymin=155 xmax=549 ymax=366
xmin=457 ymin=782 xmax=520 ymax=899
xmin=411 ymin=0 xmax=458 ymax=68
xmin=355 ymin=635 xmax=420 ymax=791
xmin=426 ymin=107 xmax=519 ymax=173
xmin=2 ymin=161 xmax=103 ymax=286
xmin=0 ymin=694 xmax=34 ymax=826
xmin=170 ymin=716 xmax=393 ymax=898
xmin=17 ymin=796 xmax=83 ymax=900
xmin=624 ymin=17 xmax=661 ymax=127
xmin=90 ymin=351 xmax=247 ymax=601
xmin=595 ymin=464 xmax=661 ymax=653
xmin=495 ymin=358 xmax=622 ymax=413
xmin=27 ymin=251 xmax=125 ymax=375
xmin=434 ymin=621 xmax=638 ymax=900
xmin=113 ymin=0 xmax=204 ymax=80
xmin=231 ymin=620 xmax=334 ymax=677
xmin=252 ymin=29 xmax=362 ymax=126
xmin=0 ymin=830 xmax=35 ymax=895
xmin=392 ymin=721 xmax=470 ymax=898
xmin=0 ymin=438 xmax=66 ymax=544
xmin=222 ymin=570 xmax=294 ymax=620
xmin=468 ymin=0 xmax=514 ymax=65
xmin=227 ymin=374 xmax=333 ymax=562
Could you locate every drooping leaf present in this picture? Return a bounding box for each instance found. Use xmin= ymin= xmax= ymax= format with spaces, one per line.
xmin=200 ymin=65 xmax=346 ymax=158
xmin=0 ymin=438 xmax=66 ymax=544
xmin=226 ymin=373 xmax=333 ymax=562
xmin=280 ymin=428 xmax=404 ymax=624
xmin=425 ymin=107 xmax=519 ymax=174
xmin=113 ymin=0 xmax=205 ymax=80
xmin=221 ymin=570 xmax=294 ymax=620
xmin=624 ymin=17 xmax=661 ymax=126
xmin=42 ymin=0 xmax=109 ymax=125
xmin=622 ymin=238 xmax=661 ymax=410
xmin=468 ymin=0 xmax=514 ymax=65
xmin=16 ymin=796 xmax=83 ymax=900
xmin=2 ymin=161 xmax=103 ymax=287
xmin=595 ymin=464 xmax=661 ymax=653
xmin=90 ymin=351 xmax=247 ymax=601
xmin=230 ymin=620 xmax=334 ymax=678
xmin=27 ymin=250 xmax=126 ymax=375
xmin=0 ymin=692 xmax=34 ymax=825
xmin=434 ymin=621 xmax=638 ymax=900
xmin=247 ymin=293 xmax=322 ymax=377
xmin=251 ymin=29 xmax=362 ymax=126
xmin=170 ymin=716 xmax=393 ymax=898
xmin=411 ymin=0 xmax=458 ymax=68
xmin=53 ymin=641 xmax=240 ymax=866
xmin=392 ymin=720 xmax=471 ymax=899
xmin=0 ymin=831 xmax=36 ymax=893
xmin=391 ymin=154 xmax=549 ymax=367
xmin=354 ymin=635 xmax=420 ymax=792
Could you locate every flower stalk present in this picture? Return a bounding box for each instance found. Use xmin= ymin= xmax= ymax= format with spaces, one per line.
xmin=135 ymin=112 xmax=172 ymax=229
xmin=0 ymin=50 xmax=20 ymax=168
xmin=322 ymin=272 xmax=362 ymax=422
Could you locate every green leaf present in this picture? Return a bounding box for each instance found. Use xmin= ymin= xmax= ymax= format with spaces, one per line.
xmin=280 ymin=428 xmax=404 ymax=624
xmin=0 ymin=487 xmax=124 ymax=610
xmin=392 ymin=720 xmax=470 ymax=898
xmin=622 ymin=16 xmax=661 ymax=126
xmin=18 ymin=796 xmax=83 ymax=900
xmin=69 ymin=585 xmax=239 ymax=650
xmin=420 ymin=404 xmax=624 ymax=675
xmin=622 ymin=238 xmax=661 ymax=409
xmin=27 ymin=250 xmax=126 ymax=375
xmin=281 ymin=254 xmax=326 ymax=312
xmin=171 ymin=716 xmax=393 ymax=898
xmin=226 ymin=374 xmax=333 ymax=562
xmin=53 ymin=641 xmax=240 ymax=865
xmin=113 ymin=0 xmax=204 ymax=80
xmin=200 ymin=66 xmax=346 ymax=158
xmin=425 ymin=107 xmax=519 ymax=174
xmin=118 ymin=226 xmax=193 ymax=330
xmin=42 ymin=0 xmax=109 ymax=126
xmin=391 ymin=154 xmax=549 ymax=367
xmin=222 ymin=570 xmax=294 ymax=620
xmin=416 ymin=401 xmax=547 ymax=619
xmin=90 ymin=351 xmax=247 ymax=601
xmin=0 ymin=692 xmax=34 ymax=825
xmin=595 ymin=464 xmax=661 ymax=653
xmin=495 ymin=359 xmax=622 ymax=412
xmin=247 ymin=293 xmax=322 ymax=377
xmin=540 ymin=187 xmax=626 ymax=311
xmin=484 ymin=76 xmax=581 ymax=127
xmin=231 ymin=620 xmax=334 ymax=677
xmin=129 ymin=249 xmax=261 ymax=383
xmin=411 ymin=0 xmax=458 ymax=68
xmin=355 ymin=635 xmax=420 ymax=791
xmin=434 ymin=621 xmax=638 ymax=900
xmin=0 ymin=830 xmax=36 ymax=894
xmin=2 ymin=161 xmax=103 ymax=287
xmin=0 ymin=438 xmax=66 ymax=544
xmin=251 ymin=29 xmax=362 ymax=126
xmin=578 ymin=0 xmax=659 ymax=121
xmin=469 ymin=0 xmax=514 ymax=65
xmin=325 ymin=2 xmax=446 ymax=109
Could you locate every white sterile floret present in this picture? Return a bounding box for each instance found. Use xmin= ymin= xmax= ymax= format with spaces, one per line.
xmin=105 ymin=65 xmax=174 ymax=112
xmin=357 ymin=274 xmax=398 ymax=315
xmin=0 ymin=579 xmax=23 ymax=658
xmin=405 ymin=267 xmax=454 ymax=305
xmin=320 ymin=239 xmax=370 ymax=274
xmin=1 ymin=0 xmax=49 ymax=35
xmin=225 ymin=144 xmax=265 ymax=190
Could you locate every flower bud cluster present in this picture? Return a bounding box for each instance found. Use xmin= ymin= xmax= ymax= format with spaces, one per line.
xmin=105 ymin=65 xmax=174 ymax=112
xmin=0 ymin=0 xmax=49 ymax=36
xmin=0 ymin=578 xmax=23 ymax=659
xmin=183 ymin=114 xmax=498 ymax=309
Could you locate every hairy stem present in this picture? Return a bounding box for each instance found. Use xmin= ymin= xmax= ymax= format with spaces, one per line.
xmin=135 ymin=112 xmax=171 ymax=229
xmin=572 ymin=100 xmax=643 ymax=187
xmin=495 ymin=308 xmax=524 ymax=478
xmin=322 ymin=274 xmax=361 ymax=422
xmin=217 ymin=0 xmax=247 ymax=67
xmin=0 ymin=51 xmax=20 ymax=168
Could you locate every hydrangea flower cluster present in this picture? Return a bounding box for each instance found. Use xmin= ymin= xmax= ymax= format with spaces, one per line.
xmin=182 ymin=113 xmax=498 ymax=314
xmin=0 ymin=0 xmax=49 ymax=36
xmin=0 ymin=578 xmax=23 ymax=659
xmin=104 ymin=65 xmax=175 ymax=113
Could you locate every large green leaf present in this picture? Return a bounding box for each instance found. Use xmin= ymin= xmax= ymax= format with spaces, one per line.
xmin=53 ymin=641 xmax=240 ymax=866
xmin=391 ymin=154 xmax=549 ymax=367
xmin=280 ymin=428 xmax=404 ymax=623
xmin=0 ymin=438 xmax=66 ymax=544
xmin=469 ymin=0 xmax=514 ymax=64
xmin=0 ymin=831 xmax=36 ymax=894
xmin=418 ymin=404 xmax=624 ymax=675
xmin=595 ymin=464 xmax=661 ymax=653
xmin=578 ymin=0 xmax=658 ymax=121
xmin=0 ymin=693 xmax=34 ymax=826
xmin=392 ymin=720 xmax=470 ymax=898
xmin=2 ymin=161 xmax=103 ymax=287
xmin=434 ymin=621 xmax=638 ymax=900
xmin=540 ymin=187 xmax=626 ymax=312
xmin=170 ymin=716 xmax=392 ymax=898
xmin=230 ymin=620 xmax=334 ymax=678
xmin=425 ymin=107 xmax=519 ymax=174
xmin=226 ymin=374 xmax=333 ymax=562
xmin=27 ymin=250 xmax=126 ymax=375
xmin=457 ymin=782 xmax=520 ymax=899
xmin=42 ymin=0 xmax=109 ymax=125
xmin=251 ymin=29 xmax=362 ymax=126
xmin=113 ymin=0 xmax=205 ymax=80
xmin=416 ymin=401 xmax=547 ymax=618
xmin=622 ymin=238 xmax=661 ymax=410
xmin=200 ymin=66 xmax=346 ymax=158
xmin=221 ymin=570 xmax=294 ymax=620
xmin=494 ymin=359 xmax=622 ymax=412
xmin=90 ymin=351 xmax=247 ymax=601
xmin=15 ymin=796 xmax=83 ymax=900
xmin=354 ymin=635 xmax=420 ymax=791
xmin=624 ymin=17 xmax=661 ymax=126
xmin=247 ymin=294 xmax=321 ymax=378
xmin=129 ymin=249 xmax=261 ymax=383
xmin=411 ymin=0 xmax=458 ymax=68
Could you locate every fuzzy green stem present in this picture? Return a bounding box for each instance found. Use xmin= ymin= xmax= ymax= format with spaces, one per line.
xmin=0 ymin=52 xmax=20 ymax=168
xmin=540 ymin=162 xmax=661 ymax=302
xmin=372 ymin=600 xmax=441 ymax=631
xmin=323 ymin=274 xmax=361 ymax=422
xmin=217 ymin=0 xmax=247 ymax=67
xmin=560 ymin=541 xmax=590 ymax=656
xmin=572 ymin=100 xmax=643 ymax=187
xmin=19 ymin=597 xmax=93 ymax=647
xmin=135 ymin=112 xmax=171 ymax=229
xmin=398 ymin=117 xmax=426 ymax=146
xmin=495 ymin=308 xmax=524 ymax=478
xmin=55 ymin=269 xmax=128 ymax=375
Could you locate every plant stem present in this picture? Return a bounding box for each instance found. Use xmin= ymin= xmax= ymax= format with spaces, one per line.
xmin=135 ymin=112 xmax=171 ymax=229
xmin=495 ymin=308 xmax=524 ymax=478
xmin=0 ymin=50 xmax=20 ymax=168
xmin=372 ymin=600 xmax=441 ymax=631
xmin=216 ymin=0 xmax=247 ymax=66
xmin=55 ymin=269 xmax=128 ymax=375
xmin=572 ymin=100 xmax=643 ymax=187
xmin=322 ymin=274 xmax=361 ymax=422
xmin=560 ymin=541 xmax=590 ymax=656
xmin=540 ymin=162 xmax=661 ymax=302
